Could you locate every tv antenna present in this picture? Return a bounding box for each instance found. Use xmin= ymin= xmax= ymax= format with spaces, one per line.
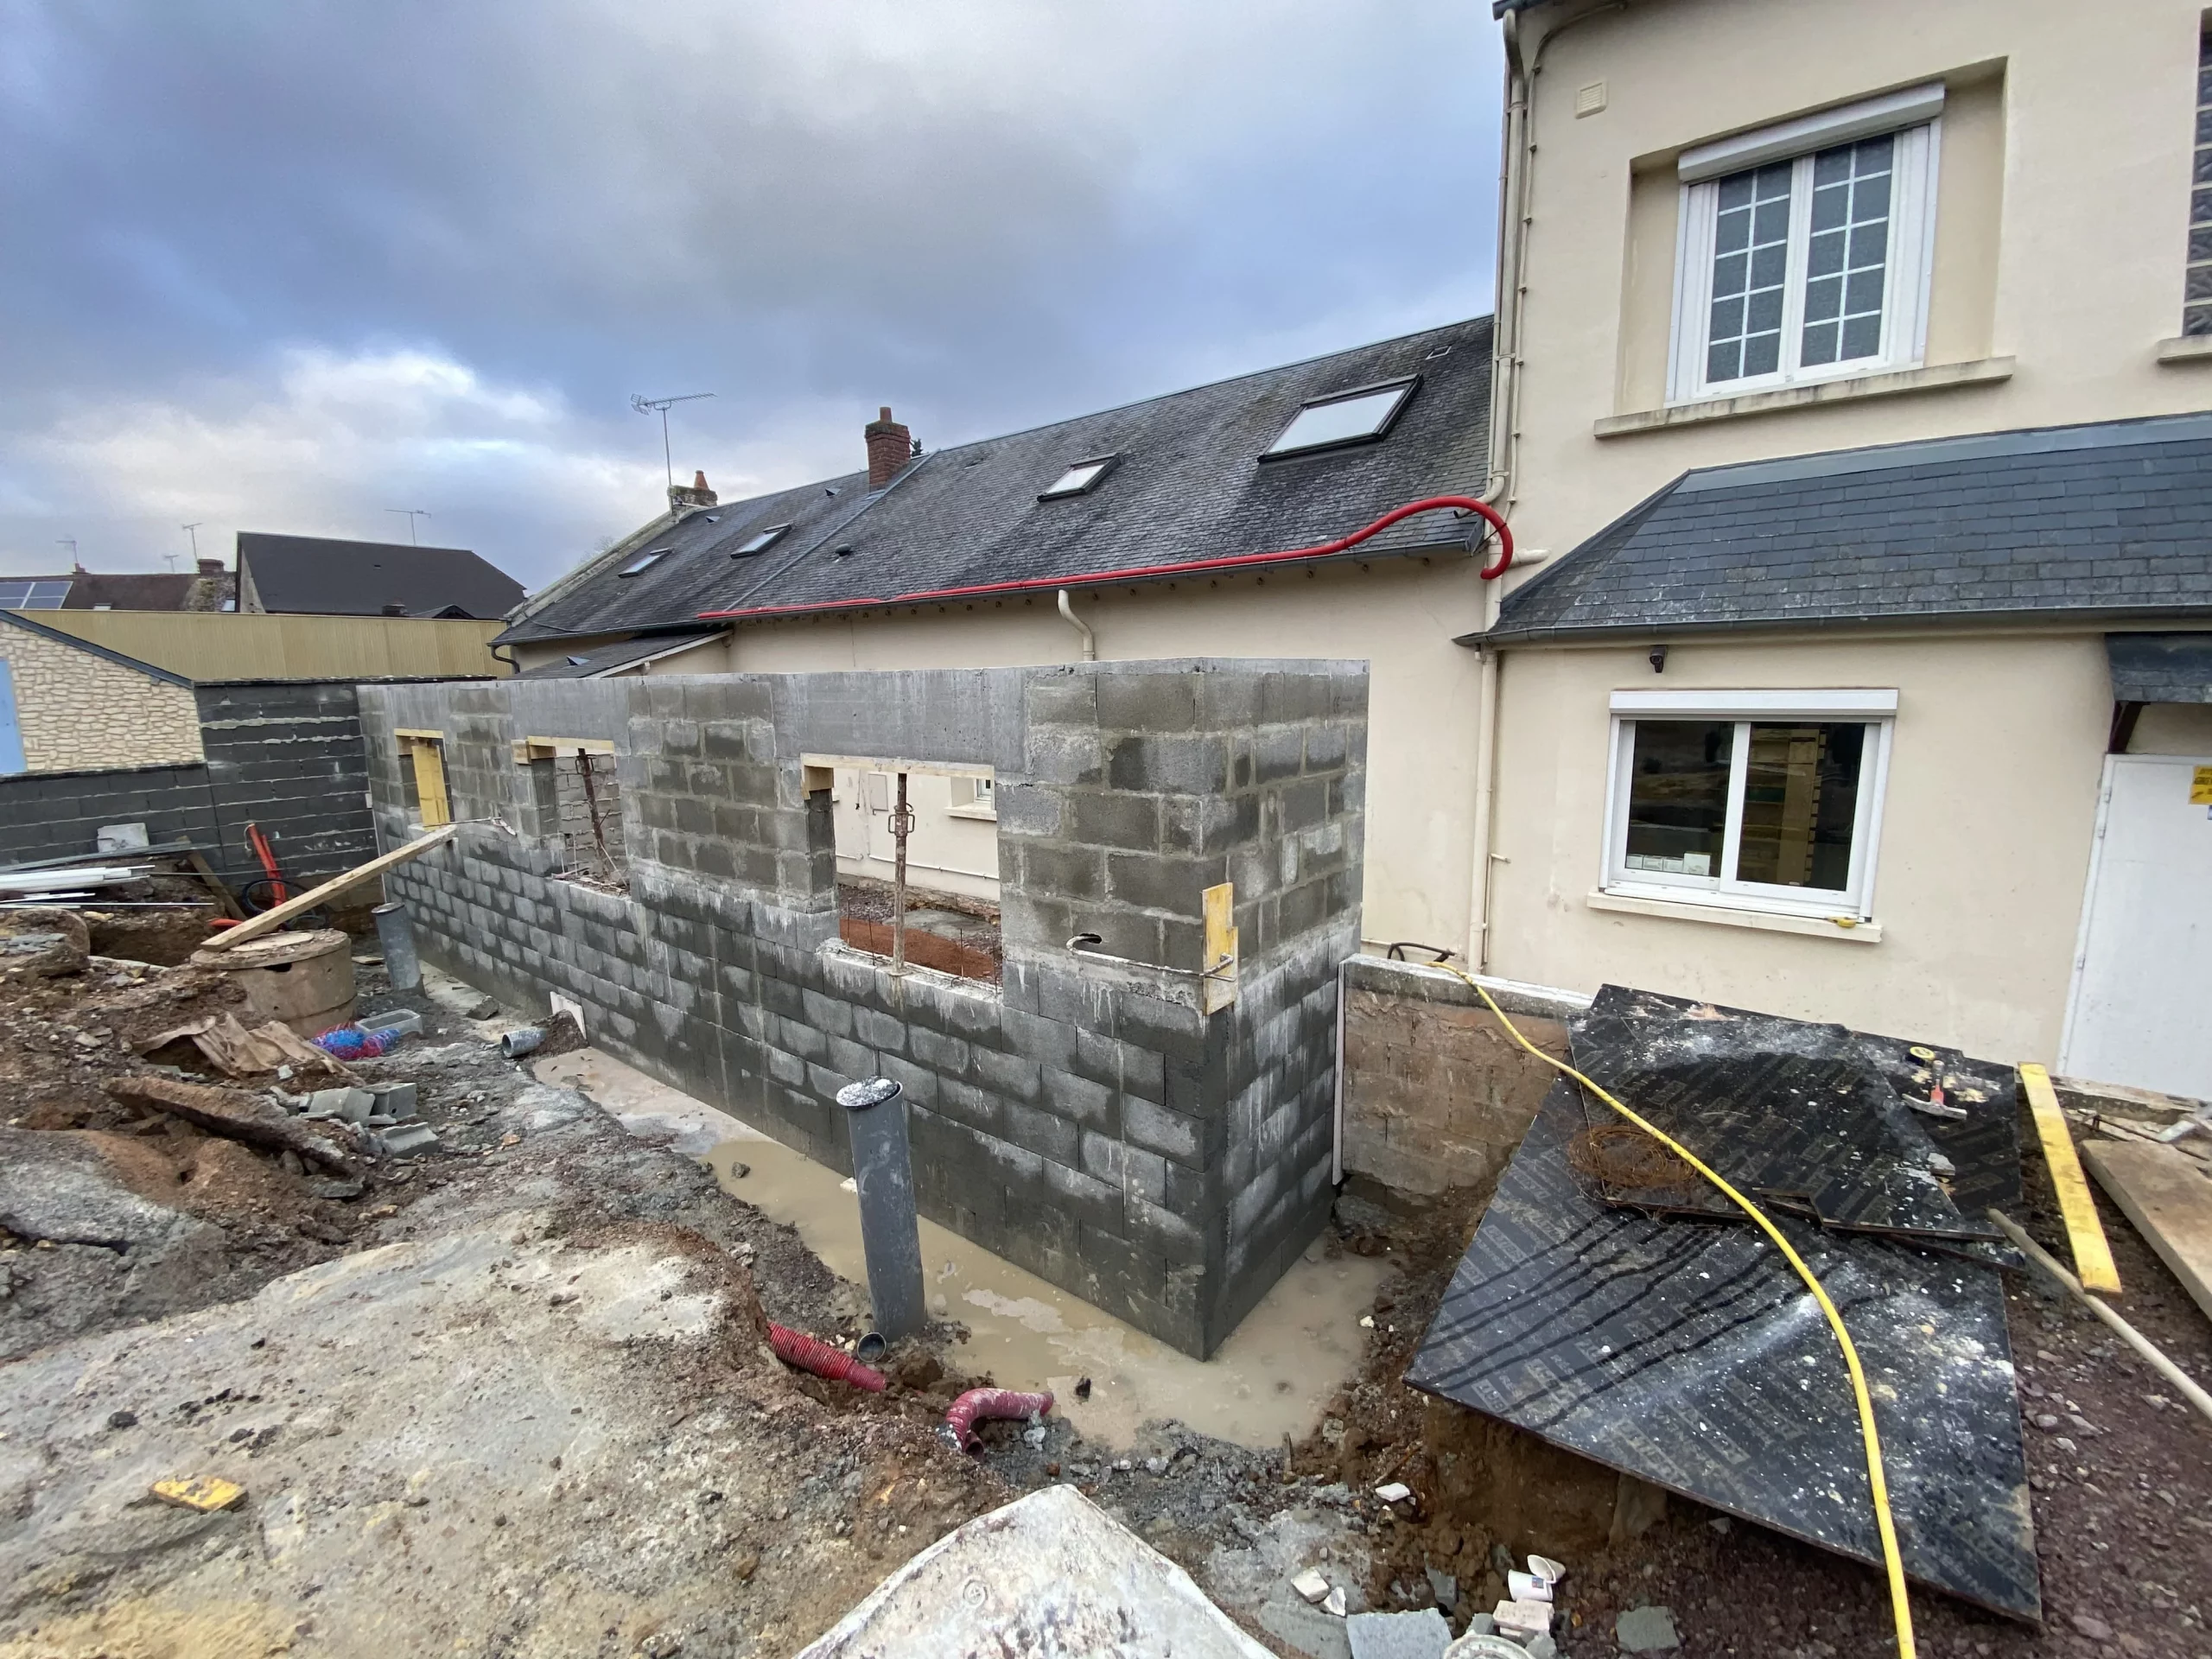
xmin=181 ymin=524 xmax=203 ymax=567
xmin=630 ymin=391 xmax=715 ymax=490
xmin=56 ymin=537 xmax=79 ymax=571
xmin=385 ymin=508 xmax=431 ymax=545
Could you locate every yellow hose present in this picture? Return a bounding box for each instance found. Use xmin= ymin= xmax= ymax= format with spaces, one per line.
xmin=1442 ymin=967 xmax=1917 ymax=1659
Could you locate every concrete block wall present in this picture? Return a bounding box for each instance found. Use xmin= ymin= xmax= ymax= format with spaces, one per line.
xmin=0 ymin=681 xmax=378 ymax=893
xmin=359 ymin=660 xmax=1366 ymax=1357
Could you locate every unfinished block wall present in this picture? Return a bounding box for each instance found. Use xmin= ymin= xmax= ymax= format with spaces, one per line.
xmin=359 ymin=660 xmax=1366 ymax=1356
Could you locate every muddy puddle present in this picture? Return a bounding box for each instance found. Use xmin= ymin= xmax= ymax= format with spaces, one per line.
xmin=536 ymin=1047 xmax=1388 ymax=1451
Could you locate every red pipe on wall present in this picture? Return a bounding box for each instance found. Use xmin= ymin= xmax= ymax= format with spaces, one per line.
xmin=942 ymin=1386 xmax=1055 ymax=1452
xmin=696 ymin=495 xmax=1512 ymax=622
xmin=768 ymin=1322 xmax=887 ymax=1392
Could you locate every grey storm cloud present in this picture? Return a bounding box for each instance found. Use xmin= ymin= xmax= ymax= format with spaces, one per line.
xmin=0 ymin=1 xmax=1500 ymax=588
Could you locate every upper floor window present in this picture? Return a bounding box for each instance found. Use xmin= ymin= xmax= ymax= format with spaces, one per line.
xmin=2186 ymin=33 xmax=2212 ymax=336
xmin=1669 ymin=85 xmax=1943 ymax=404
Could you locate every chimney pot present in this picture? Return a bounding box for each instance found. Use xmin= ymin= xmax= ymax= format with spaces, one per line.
xmin=668 ymin=470 xmax=718 ymax=513
xmin=865 ymin=406 xmax=915 ymax=491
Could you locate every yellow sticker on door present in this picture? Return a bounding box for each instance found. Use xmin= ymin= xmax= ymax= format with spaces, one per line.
xmin=2192 ymin=766 xmax=2212 ymax=806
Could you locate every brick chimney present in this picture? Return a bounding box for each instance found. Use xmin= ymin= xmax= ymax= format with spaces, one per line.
xmin=668 ymin=469 xmax=718 ymax=514
xmin=866 ymin=406 xmax=914 ymax=491
xmin=197 ymin=557 xmax=224 ymax=577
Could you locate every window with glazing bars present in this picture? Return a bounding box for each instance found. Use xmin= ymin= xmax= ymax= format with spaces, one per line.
xmin=2187 ymin=33 xmax=2212 ymax=335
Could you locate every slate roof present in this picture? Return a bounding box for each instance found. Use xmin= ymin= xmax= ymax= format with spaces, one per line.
xmin=1480 ymin=412 xmax=2212 ymax=645
xmin=512 ymin=627 xmax=728 ymax=679
xmin=237 ymin=534 xmax=526 ymax=620
xmin=2106 ymin=633 xmax=2212 ymax=703
xmin=498 ymin=316 xmax=1495 ymax=645
xmin=3 ymin=570 xmax=232 ymax=611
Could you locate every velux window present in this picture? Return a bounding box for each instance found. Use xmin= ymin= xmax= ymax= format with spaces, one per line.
xmin=619 ymin=549 xmax=670 ymax=576
xmin=1039 ymin=457 xmax=1116 ymax=499
xmin=731 ymin=524 xmax=789 ymax=556
xmin=1261 ymin=378 xmax=1417 ymax=458
xmin=1603 ymin=690 xmax=1895 ymax=921
xmin=1669 ymin=86 xmax=1942 ymax=404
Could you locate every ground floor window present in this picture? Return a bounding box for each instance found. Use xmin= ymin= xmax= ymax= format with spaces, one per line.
xmin=1603 ymin=689 xmax=1895 ymax=920
xmin=395 ymin=729 xmax=451 ymax=828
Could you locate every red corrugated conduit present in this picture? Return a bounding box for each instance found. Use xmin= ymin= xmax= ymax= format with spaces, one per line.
xmin=943 ymin=1387 xmax=1055 ymax=1452
xmin=768 ymin=1322 xmax=887 ymax=1392
xmin=697 ymin=495 xmax=1512 ymax=621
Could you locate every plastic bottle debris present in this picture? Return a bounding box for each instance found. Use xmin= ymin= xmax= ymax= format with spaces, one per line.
xmin=1525 ymin=1554 xmax=1567 ymax=1586
xmin=310 ymin=1025 xmax=400 ymax=1060
xmin=1506 ymin=1570 xmax=1553 ymax=1604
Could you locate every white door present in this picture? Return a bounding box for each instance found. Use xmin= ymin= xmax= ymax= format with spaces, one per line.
xmin=2062 ymin=754 xmax=2212 ymax=1097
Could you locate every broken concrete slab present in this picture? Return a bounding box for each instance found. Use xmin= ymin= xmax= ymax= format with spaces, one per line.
xmin=796 ymin=1484 xmax=1273 ymax=1659
xmin=1615 ymin=1604 xmax=1681 ymax=1651
xmin=2084 ymin=1138 xmax=2212 ymax=1322
xmin=1344 ymin=1607 xmax=1451 ymax=1659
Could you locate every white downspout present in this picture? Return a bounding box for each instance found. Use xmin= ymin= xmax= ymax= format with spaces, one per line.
xmin=1056 ymin=588 xmax=1096 ymax=662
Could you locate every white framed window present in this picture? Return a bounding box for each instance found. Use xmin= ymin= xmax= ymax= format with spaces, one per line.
xmin=948 ymin=772 xmax=996 ymax=819
xmin=1669 ymin=85 xmax=1943 ymax=405
xmin=1601 ymin=690 xmax=1896 ymax=922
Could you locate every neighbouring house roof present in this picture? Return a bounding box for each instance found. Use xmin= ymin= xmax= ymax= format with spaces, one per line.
xmin=0 ymin=608 xmax=194 ymax=686
xmin=498 ymin=315 xmax=1496 ymax=645
xmin=512 ymin=628 xmax=729 ymax=679
xmin=1477 ymin=412 xmax=2212 ymax=646
xmin=1 ymin=569 xmax=233 ymax=611
xmin=236 ymin=534 xmax=526 ymax=620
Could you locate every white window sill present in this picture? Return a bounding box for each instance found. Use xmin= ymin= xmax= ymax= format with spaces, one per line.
xmin=945 ymin=804 xmax=999 ymax=822
xmin=1587 ymin=888 xmax=1883 ymax=943
xmin=2155 ymin=334 xmax=2212 ymax=365
xmin=1595 ymin=357 xmax=2014 ymax=438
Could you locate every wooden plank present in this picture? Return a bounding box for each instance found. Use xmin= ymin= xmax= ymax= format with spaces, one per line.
xmin=2083 ymin=1141 xmax=2212 ymax=1327
xmin=2021 ymin=1062 xmax=2122 ymax=1294
xmin=198 ymin=825 xmax=459 ymax=951
xmin=183 ymin=849 xmax=246 ymax=921
xmin=1202 ymin=880 xmax=1238 ymax=1015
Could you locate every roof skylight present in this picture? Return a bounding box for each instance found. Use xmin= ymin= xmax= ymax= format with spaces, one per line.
xmin=0 ymin=579 xmax=72 ymax=609
xmin=732 ymin=524 xmax=791 ymax=556
xmin=1261 ymin=378 xmax=1418 ymax=459
xmin=1039 ymin=456 xmax=1116 ymax=500
xmin=618 ymin=549 xmax=671 ymax=576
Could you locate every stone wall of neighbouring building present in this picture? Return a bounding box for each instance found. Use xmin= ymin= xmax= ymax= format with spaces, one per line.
xmin=0 ymin=620 xmax=203 ymax=773
xmin=1338 ymin=958 xmax=1586 ymax=1202
xmin=360 ymin=660 xmax=1366 ymax=1357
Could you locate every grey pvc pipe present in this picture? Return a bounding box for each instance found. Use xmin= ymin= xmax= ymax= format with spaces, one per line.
xmin=372 ymin=900 xmax=423 ymax=992
xmin=837 ymin=1077 xmax=927 ymax=1342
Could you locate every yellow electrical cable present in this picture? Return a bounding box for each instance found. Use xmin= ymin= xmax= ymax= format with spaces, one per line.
xmin=1442 ymin=967 xmax=1917 ymax=1659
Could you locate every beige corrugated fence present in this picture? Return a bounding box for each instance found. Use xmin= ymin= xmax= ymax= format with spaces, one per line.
xmin=18 ymin=612 xmax=512 ymax=682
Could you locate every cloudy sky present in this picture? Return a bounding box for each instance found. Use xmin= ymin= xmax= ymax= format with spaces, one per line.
xmin=0 ymin=2 xmax=1503 ymax=589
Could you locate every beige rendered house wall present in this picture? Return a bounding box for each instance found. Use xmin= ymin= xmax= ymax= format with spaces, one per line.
xmin=0 ymin=627 xmax=204 ymax=773
xmin=512 ymin=555 xmax=1492 ymax=952
xmin=1485 ymin=631 xmax=2141 ymax=1061
xmin=1502 ymin=0 xmax=2211 ymax=566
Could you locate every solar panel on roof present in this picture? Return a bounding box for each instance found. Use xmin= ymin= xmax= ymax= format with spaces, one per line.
xmin=0 ymin=580 xmax=73 ymax=609
xmin=1262 ymin=378 xmax=1418 ymax=459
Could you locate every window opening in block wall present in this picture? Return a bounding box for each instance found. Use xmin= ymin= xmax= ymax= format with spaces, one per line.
xmin=518 ymin=737 xmax=626 ymax=892
xmin=2187 ymin=30 xmax=2212 ymax=336
xmin=395 ymin=730 xmax=452 ymax=828
xmin=812 ymin=755 xmax=1001 ymax=982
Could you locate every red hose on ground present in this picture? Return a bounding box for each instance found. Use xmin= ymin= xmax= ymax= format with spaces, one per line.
xmin=697 ymin=494 xmax=1512 ymax=621
xmin=768 ymin=1322 xmax=887 ymax=1392
xmin=943 ymin=1387 xmax=1055 ymax=1452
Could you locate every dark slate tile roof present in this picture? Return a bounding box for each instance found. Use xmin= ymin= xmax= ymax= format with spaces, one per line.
xmin=512 ymin=627 xmax=727 ymax=679
xmin=497 ymin=316 xmax=1494 ymax=645
xmin=2106 ymin=632 xmax=2212 ymax=702
xmin=237 ymin=533 xmax=526 ymax=620
xmin=1482 ymin=412 xmax=2212 ymax=645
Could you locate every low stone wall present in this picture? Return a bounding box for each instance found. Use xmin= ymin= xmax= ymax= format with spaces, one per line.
xmin=361 ymin=661 xmax=1366 ymax=1357
xmin=0 ymin=620 xmax=203 ymax=773
xmin=1339 ymin=958 xmax=1586 ymax=1201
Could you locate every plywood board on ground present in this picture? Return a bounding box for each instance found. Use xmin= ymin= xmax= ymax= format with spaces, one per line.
xmin=2083 ymin=1139 xmax=2212 ymax=1325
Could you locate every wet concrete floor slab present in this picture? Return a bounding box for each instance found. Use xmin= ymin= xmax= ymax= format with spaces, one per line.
xmin=535 ymin=1046 xmax=1388 ymax=1451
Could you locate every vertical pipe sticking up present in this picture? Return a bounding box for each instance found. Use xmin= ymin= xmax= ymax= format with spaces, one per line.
xmin=836 ymin=1077 xmax=926 ymax=1341
xmin=372 ymin=900 xmax=422 ymax=992
xmin=890 ymin=771 xmax=913 ymax=976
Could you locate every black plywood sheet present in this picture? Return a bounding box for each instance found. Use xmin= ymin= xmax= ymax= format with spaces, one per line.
xmin=1405 ymin=1081 xmax=2040 ymax=1619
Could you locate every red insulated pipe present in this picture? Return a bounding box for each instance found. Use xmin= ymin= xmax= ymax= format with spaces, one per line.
xmin=696 ymin=494 xmax=1512 ymax=621
xmin=943 ymin=1386 xmax=1055 ymax=1452
xmin=768 ymin=1322 xmax=887 ymax=1392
